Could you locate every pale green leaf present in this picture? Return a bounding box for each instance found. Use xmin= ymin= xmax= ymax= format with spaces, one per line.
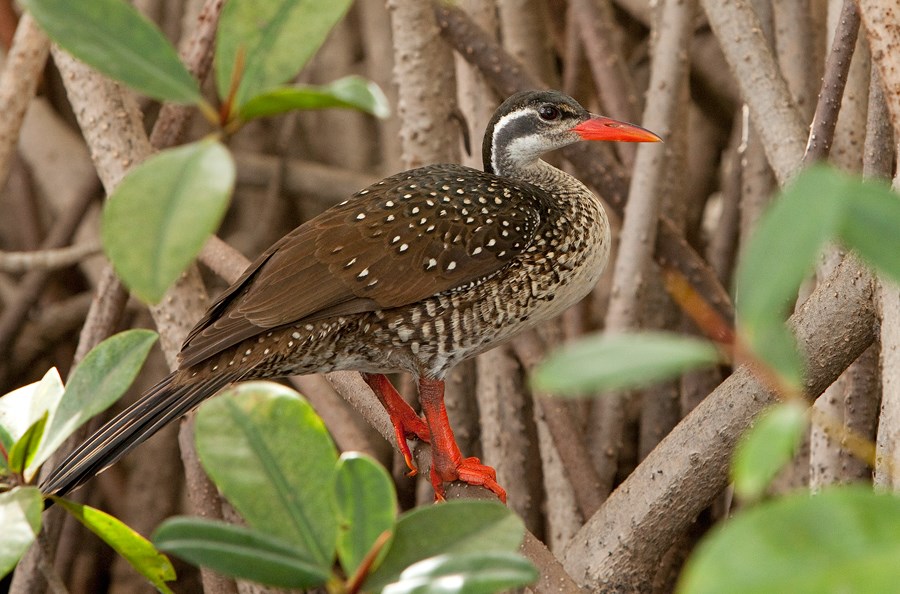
xmin=736 ymin=165 xmax=850 ymax=388
xmin=27 ymin=330 xmax=158 ymax=479
xmin=7 ymin=412 xmax=47 ymax=476
xmin=365 ymin=501 xmax=524 ymax=592
xmin=838 ymin=178 xmax=900 ymax=283
xmin=382 ymin=552 xmax=539 ymax=594
xmin=216 ymin=0 xmax=353 ymax=107
xmin=102 ymin=139 xmax=234 ymax=303
xmin=678 ymin=487 xmax=900 ymax=594
xmin=335 ymin=452 xmax=397 ymax=578
xmin=21 ymin=0 xmax=201 ymax=103
xmin=731 ymin=402 xmax=808 ymax=501
xmin=0 ymin=368 xmax=64 ymax=444
xmin=0 ymin=487 xmax=43 ymax=580
xmin=55 ymin=497 xmax=176 ymax=593
xmin=195 ymin=382 xmax=339 ymax=566
xmin=532 ymin=332 xmax=721 ymax=395
xmin=154 ymin=517 xmax=330 ymax=589
xmin=238 ymin=76 xmax=390 ymax=121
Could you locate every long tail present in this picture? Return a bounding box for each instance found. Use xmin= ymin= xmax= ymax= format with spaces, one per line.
xmin=41 ymin=371 xmax=237 ymax=497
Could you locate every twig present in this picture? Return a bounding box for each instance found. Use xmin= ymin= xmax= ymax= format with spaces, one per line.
xmin=569 ymin=0 xmax=639 ymax=166
xmin=513 ymin=332 xmax=604 ymax=519
xmin=0 ymin=183 xmax=96 ymax=369
xmin=0 ymin=243 xmax=101 ymax=273
xmin=595 ymin=0 xmax=695 ymax=497
xmin=802 ymin=0 xmax=860 ymax=166
xmin=700 ymin=0 xmax=806 ymax=184
xmin=0 ymin=13 xmax=50 ymax=189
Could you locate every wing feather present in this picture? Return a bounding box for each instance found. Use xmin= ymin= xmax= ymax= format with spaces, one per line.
xmin=179 ymin=164 xmax=546 ymax=368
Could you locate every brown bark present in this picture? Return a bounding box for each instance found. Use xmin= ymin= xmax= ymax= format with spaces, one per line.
xmin=564 ymin=257 xmax=877 ymax=591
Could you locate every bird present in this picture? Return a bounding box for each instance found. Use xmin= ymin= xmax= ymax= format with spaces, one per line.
xmin=41 ymin=90 xmax=661 ymax=503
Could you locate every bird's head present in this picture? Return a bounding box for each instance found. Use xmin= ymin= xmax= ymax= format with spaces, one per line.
xmin=483 ymin=90 xmax=661 ymax=175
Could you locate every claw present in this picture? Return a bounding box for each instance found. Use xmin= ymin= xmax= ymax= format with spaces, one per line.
xmin=364 ymin=373 xmax=431 ymax=474
xmin=429 ymin=456 xmax=507 ymax=503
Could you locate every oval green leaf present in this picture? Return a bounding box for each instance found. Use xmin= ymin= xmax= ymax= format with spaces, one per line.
xmin=21 ymin=0 xmax=201 ymax=104
xmin=7 ymin=412 xmax=47 ymax=476
xmin=238 ymin=76 xmax=390 ymax=121
xmin=102 ymin=139 xmax=234 ymax=303
xmin=216 ymin=0 xmax=353 ymax=108
xmin=0 ymin=487 xmax=43 ymax=580
xmin=735 ymin=165 xmax=850 ymax=388
xmin=678 ymin=487 xmax=900 ymax=594
xmin=54 ymin=497 xmax=175 ymax=593
xmin=194 ymin=382 xmax=339 ymax=566
xmin=532 ymin=332 xmax=721 ymax=395
xmin=364 ymin=501 xmax=524 ymax=592
xmin=335 ymin=452 xmax=397 ymax=578
xmin=27 ymin=330 xmax=158 ymax=479
xmin=382 ymin=551 xmax=539 ymax=594
xmin=731 ymin=402 xmax=808 ymax=501
xmin=837 ymin=177 xmax=900 ymax=284
xmin=154 ymin=516 xmax=330 ymax=589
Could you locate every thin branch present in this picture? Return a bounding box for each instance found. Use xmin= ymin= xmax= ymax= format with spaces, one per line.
xmin=802 ymin=0 xmax=860 ymax=166
xmin=700 ymin=0 xmax=807 ymax=184
xmin=0 ymin=13 xmax=50 ymax=189
xmin=0 ymin=243 xmax=101 ymax=273
xmin=513 ymin=331 xmax=605 ymax=519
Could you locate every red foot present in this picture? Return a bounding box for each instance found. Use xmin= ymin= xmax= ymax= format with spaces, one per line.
xmin=363 ymin=373 xmax=430 ymax=475
xmin=430 ymin=456 xmax=507 ymax=503
xmin=418 ymin=377 xmax=507 ymax=503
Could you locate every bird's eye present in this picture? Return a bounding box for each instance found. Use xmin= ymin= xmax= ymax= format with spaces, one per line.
xmin=538 ymin=104 xmax=561 ymax=121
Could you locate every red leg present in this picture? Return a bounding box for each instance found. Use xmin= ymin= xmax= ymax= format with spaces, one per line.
xmin=363 ymin=373 xmax=430 ymax=475
xmin=417 ymin=377 xmax=507 ymax=503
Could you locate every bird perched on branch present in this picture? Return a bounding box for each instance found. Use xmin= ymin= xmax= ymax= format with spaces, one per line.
xmin=42 ymin=90 xmax=661 ymax=503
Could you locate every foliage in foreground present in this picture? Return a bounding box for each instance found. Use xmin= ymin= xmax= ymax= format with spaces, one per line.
xmin=0 ymin=359 xmax=535 ymax=593
xmin=154 ymin=383 xmax=537 ymax=593
xmin=534 ymin=164 xmax=900 ymax=593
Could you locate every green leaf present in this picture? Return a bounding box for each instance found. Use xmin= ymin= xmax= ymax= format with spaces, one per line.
xmin=26 ymin=330 xmax=158 ymax=479
xmin=838 ymin=178 xmax=900 ymax=283
xmin=382 ymin=551 xmax=539 ymax=594
xmin=216 ymin=0 xmax=353 ymax=108
xmin=365 ymin=501 xmax=524 ymax=592
xmin=735 ymin=165 xmax=850 ymax=388
xmin=7 ymin=412 xmax=47 ymax=475
xmin=531 ymin=332 xmax=721 ymax=395
xmin=154 ymin=516 xmax=330 ymax=589
xmin=0 ymin=368 xmax=64 ymax=444
xmin=678 ymin=487 xmax=900 ymax=594
xmin=21 ymin=0 xmax=201 ymax=104
xmin=195 ymin=382 xmax=339 ymax=566
xmin=335 ymin=452 xmax=397 ymax=578
xmin=238 ymin=76 xmax=390 ymax=121
xmin=731 ymin=402 xmax=808 ymax=501
xmin=102 ymin=139 xmax=234 ymax=303
xmin=55 ymin=497 xmax=175 ymax=592
xmin=0 ymin=487 xmax=43 ymax=580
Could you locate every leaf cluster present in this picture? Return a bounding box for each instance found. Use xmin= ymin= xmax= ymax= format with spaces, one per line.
xmin=533 ymin=164 xmax=900 ymax=593
xmin=21 ymin=0 xmax=389 ymax=303
xmin=153 ymin=383 xmax=538 ymax=593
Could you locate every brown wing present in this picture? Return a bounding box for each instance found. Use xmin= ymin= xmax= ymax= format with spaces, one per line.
xmin=178 ymin=164 xmax=545 ymax=368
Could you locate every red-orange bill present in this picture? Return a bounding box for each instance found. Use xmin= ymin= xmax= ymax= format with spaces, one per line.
xmin=571 ymin=116 xmax=663 ymax=143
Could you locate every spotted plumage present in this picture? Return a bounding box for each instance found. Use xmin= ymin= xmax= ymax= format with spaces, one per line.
xmin=42 ymin=90 xmax=661 ymax=500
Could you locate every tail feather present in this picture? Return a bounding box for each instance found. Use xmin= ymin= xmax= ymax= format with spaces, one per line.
xmin=41 ymin=372 xmax=236 ymax=497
